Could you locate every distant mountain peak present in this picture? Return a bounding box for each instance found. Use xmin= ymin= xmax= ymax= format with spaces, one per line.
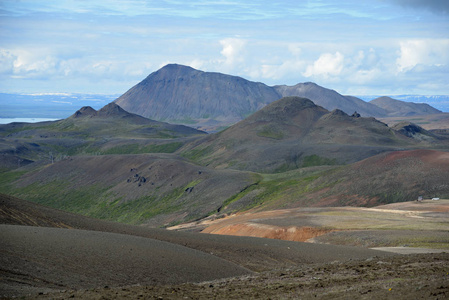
xmin=161 ymin=63 xmax=196 ymax=71
xmin=97 ymin=102 xmax=129 ymax=117
xmin=329 ymin=109 xmax=348 ymax=116
xmin=113 ymin=64 xmax=443 ymax=131
xmin=114 ymin=64 xmax=280 ymax=129
xmin=370 ymin=96 xmax=441 ymax=117
xmin=392 ymin=122 xmax=431 ymax=137
xmin=72 ymin=106 xmax=97 ymax=118
xmin=70 ymin=103 xmax=135 ymax=119
xmin=242 ymin=97 xmax=329 ymax=129
xmin=248 ymin=97 xmax=322 ymax=119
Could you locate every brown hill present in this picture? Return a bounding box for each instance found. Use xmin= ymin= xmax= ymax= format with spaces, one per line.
xmin=180 ymin=97 xmax=445 ymax=172
xmin=274 ymin=82 xmax=386 ymax=117
xmin=305 ymin=149 xmax=449 ymax=206
xmin=370 ymin=96 xmax=442 ymax=117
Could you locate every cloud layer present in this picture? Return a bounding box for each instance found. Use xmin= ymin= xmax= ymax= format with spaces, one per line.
xmin=0 ymin=0 xmax=448 ymax=95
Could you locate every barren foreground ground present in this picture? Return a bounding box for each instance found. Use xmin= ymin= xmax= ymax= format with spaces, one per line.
xmin=1 ymin=194 xmax=448 ymax=299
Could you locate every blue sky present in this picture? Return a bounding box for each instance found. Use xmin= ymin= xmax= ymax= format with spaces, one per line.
xmin=1 ymin=0 xmax=448 ymax=96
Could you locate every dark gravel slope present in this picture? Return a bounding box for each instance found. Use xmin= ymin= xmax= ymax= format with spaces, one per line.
xmin=0 ymin=225 xmax=251 ymax=297
xmin=0 ymin=194 xmax=394 ymax=270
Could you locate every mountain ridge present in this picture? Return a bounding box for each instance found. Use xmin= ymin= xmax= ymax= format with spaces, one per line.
xmin=113 ymin=64 xmax=444 ymax=130
xmin=370 ymin=96 xmax=442 ymax=117
xmin=179 ymin=96 xmax=448 ymax=172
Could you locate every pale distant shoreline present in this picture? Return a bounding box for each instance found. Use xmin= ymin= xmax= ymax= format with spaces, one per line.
xmin=0 ymin=118 xmax=60 ymax=124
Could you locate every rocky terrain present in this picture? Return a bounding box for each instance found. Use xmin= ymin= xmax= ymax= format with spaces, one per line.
xmin=1 ymin=194 xmax=448 ymax=299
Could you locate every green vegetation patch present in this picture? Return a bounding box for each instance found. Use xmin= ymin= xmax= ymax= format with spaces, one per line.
xmin=302 ymin=154 xmax=337 ymax=167
xmin=4 ymin=176 xmax=109 ymax=216
xmin=1 ymin=167 xmax=207 ymax=225
xmin=103 ymin=142 xmax=183 ymax=155
xmin=219 ymin=168 xmax=337 ymax=213
xmin=145 ymin=142 xmax=183 ymax=153
xmin=181 ymin=145 xmax=214 ymax=162
xmin=168 ymin=117 xmax=198 ymax=125
xmin=88 ymin=191 xmax=184 ymax=224
xmin=0 ymin=170 xmax=28 ymax=195
xmin=257 ymin=125 xmax=285 ymax=140
xmin=92 ymin=180 xmax=202 ymax=224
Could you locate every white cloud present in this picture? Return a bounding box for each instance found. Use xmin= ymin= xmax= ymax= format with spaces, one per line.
xmin=219 ymin=38 xmax=246 ymax=67
xmin=0 ymin=49 xmax=16 ymax=74
xmin=396 ymin=39 xmax=449 ymax=72
xmin=303 ymin=52 xmax=344 ymax=79
xmin=260 ymin=60 xmax=305 ymax=81
xmin=287 ymin=43 xmax=302 ymax=57
xmin=5 ymin=49 xmax=59 ymax=79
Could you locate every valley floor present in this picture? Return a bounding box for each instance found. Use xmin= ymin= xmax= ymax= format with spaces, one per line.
xmin=1 ymin=194 xmax=448 ymax=299
xmin=29 ymin=252 xmax=449 ymax=300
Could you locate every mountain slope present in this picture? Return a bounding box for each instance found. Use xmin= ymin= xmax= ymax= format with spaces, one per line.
xmin=180 ymin=97 xmax=447 ymax=172
xmin=370 ymin=96 xmax=442 ymax=117
xmin=113 ymin=64 xmax=443 ymax=130
xmin=114 ymin=64 xmax=280 ymax=128
xmin=308 ymin=149 xmax=449 ymax=206
xmin=0 ymin=103 xmax=206 ymax=170
xmin=274 ymin=83 xmax=386 ymax=117
xmin=6 ymin=153 xmax=257 ymax=226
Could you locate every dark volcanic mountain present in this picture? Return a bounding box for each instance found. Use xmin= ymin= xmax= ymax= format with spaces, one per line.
xmin=114 ymin=64 xmax=280 ymax=128
xmin=370 ymin=96 xmax=442 ymax=117
xmin=114 ymin=64 xmax=386 ymax=129
xmin=113 ymin=64 xmax=443 ymax=130
xmin=180 ymin=97 xmax=448 ymax=172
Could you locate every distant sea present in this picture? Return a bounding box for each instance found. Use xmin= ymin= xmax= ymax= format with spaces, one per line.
xmin=0 ymin=92 xmax=119 ymax=122
xmin=0 ymin=118 xmax=61 ymax=124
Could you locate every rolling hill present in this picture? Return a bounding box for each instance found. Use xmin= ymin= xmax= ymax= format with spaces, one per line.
xmin=179 ymin=97 xmax=448 ymax=173
xmin=1 ymin=96 xmax=448 ymax=228
xmin=4 ymin=153 xmax=258 ymax=227
xmin=0 ymin=103 xmax=205 ymax=170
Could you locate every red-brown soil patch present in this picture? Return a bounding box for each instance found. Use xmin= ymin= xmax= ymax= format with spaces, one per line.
xmin=203 ymin=223 xmax=332 ymax=242
xmin=377 ymin=149 xmax=449 ymax=166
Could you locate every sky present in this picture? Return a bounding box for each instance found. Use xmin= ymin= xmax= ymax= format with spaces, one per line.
xmin=1 ymin=0 xmax=448 ymax=96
